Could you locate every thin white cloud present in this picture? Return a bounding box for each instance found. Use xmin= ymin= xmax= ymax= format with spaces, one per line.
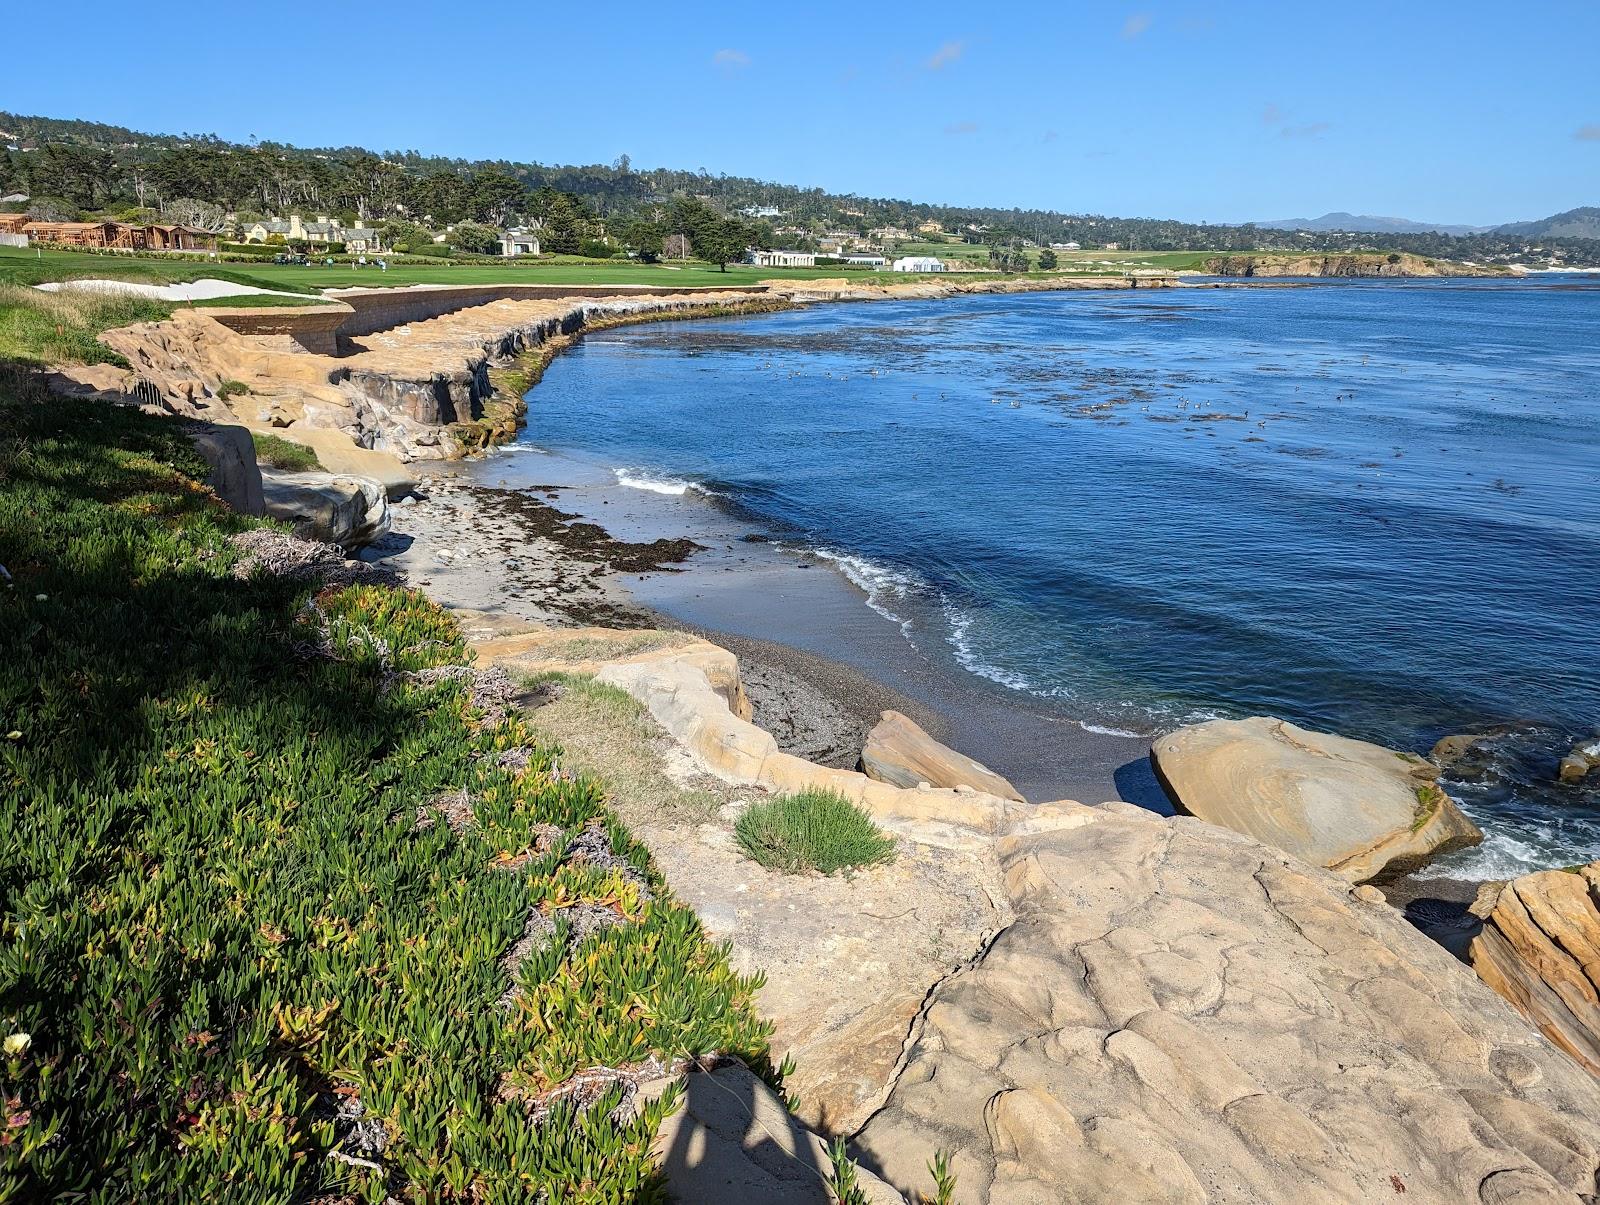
xmin=1263 ymin=105 xmax=1328 ymax=140
xmin=927 ymin=40 xmax=965 ymax=70
xmin=944 ymin=121 xmax=979 ymax=136
xmin=1121 ymin=13 xmax=1152 ymax=39
xmin=712 ymin=48 xmax=750 ymax=70
xmin=1576 ymin=124 xmax=1600 ymax=142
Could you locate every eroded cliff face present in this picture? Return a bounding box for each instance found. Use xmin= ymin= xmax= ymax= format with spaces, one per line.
xmin=95 ymin=293 xmax=780 ymax=461
xmin=1201 ymin=252 xmax=1482 ymax=277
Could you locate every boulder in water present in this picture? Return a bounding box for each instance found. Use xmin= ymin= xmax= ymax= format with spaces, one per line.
xmin=1558 ymin=737 xmax=1600 ymax=784
xmin=1151 ymin=716 xmax=1481 ymax=881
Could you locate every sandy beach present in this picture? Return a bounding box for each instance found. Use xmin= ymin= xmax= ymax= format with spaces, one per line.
xmin=363 ymin=443 xmax=1160 ymax=808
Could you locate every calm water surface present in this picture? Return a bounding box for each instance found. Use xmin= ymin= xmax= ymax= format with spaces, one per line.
xmin=520 ymin=279 xmax=1600 ymax=876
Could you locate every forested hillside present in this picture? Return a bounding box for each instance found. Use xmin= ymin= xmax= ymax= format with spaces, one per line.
xmin=2 ymin=111 xmax=1595 ymax=266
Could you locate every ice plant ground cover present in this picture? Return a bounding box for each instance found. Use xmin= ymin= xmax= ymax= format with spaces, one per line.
xmin=0 ymin=381 xmax=773 ymax=1201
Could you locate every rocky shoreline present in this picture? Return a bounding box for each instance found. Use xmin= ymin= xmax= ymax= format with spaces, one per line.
xmin=452 ymin=588 xmax=1600 ymax=1204
xmin=65 ymin=275 xmax=1600 ymax=1199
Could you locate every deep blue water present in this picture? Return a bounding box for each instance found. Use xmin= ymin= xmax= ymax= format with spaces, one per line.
xmin=522 ymin=279 xmax=1600 ymax=875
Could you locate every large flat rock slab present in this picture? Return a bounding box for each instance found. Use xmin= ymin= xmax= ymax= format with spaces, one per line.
xmin=1151 ymin=716 xmax=1481 ymax=881
xmin=853 ymin=803 xmax=1600 ymax=1203
xmin=645 ymin=1065 xmax=904 ymax=1204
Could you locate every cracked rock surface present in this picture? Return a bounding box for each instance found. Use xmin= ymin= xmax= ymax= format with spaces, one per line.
xmin=853 ymin=802 xmax=1600 ymax=1204
xmin=1470 ymin=861 xmax=1600 ymax=1077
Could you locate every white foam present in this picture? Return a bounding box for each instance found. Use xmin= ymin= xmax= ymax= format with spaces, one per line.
xmin=943 ymin=602 xmax=1035 ymax=693
xmin=1437 ymin=825 xmax=1600 ymax=881
xmin=1077 ymin=720 xmax=1149 ymax=739
xmin=614 ymin=468 xmax=696 ymax=496
xmin=810 ymin=548 xmax=919 ymax=632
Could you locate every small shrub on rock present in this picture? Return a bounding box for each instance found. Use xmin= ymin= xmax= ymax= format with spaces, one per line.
xmin=735 ymin=789 xmax=896 ymax=875
xmin=251 ymin=431 xmax=323 ymax=471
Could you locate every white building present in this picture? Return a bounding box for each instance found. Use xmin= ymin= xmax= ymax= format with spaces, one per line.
xmin=749 ymin=249 xmax=816 ymax=268
xmin=891 ymin=256 xmax=946 ymax=273
xmin=741 ymin=205 xmax=783 ymax=219
xmin=500 ymin=228 xmax=542 ymax=257
xmin=843 ymin=254 xmax=886 ymax=268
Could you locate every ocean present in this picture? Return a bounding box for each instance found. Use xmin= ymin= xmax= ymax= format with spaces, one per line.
xmin=510 ymin=278 xmax=1600 ymax=878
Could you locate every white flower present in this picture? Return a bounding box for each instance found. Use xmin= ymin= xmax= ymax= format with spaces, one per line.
xmin=3 ymin=1033 xmax=30 ymax=1057
xmin=34 ymin=594 xmax=47 ymax=602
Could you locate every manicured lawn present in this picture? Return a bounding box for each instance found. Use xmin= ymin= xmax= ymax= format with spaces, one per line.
xmin=885 ymin=242 xmax=1216 ymax=273
xmin=0 ymin=245 xmax=1022 ymax=296
xmin=0 ymin=247 xmax=319 ymax=294
xmin=0 ymin=384 xmax=775 ymax=1200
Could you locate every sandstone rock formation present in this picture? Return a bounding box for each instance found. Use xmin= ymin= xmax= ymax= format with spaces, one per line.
xmin=861 ymin=709 xmax=1025 ymax=802
xmin=469 ymin=620 xmax=1008 ymax=1133
xmin=853 ymin=802 xmax=1600 ymax=1203
xmin=467 ymin=616 xmax=1600 ymax=1202
xmin=186 ymin=423 xmax=263 ymax=516
xmin=1470 ymin=861 xmax=1600 ymax=1075
xmin=1152 ymin=716 xmax=1482 ymax=881
xmin=260 ymin=470 xmax=389 ymax=549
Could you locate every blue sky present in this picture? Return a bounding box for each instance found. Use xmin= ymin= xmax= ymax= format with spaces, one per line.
xmin=4 ymin=0 xmax=1597 ymax=225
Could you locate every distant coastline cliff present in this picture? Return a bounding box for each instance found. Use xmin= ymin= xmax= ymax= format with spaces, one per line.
xmin=1201 ymin=251 xmax=1502 ymax=277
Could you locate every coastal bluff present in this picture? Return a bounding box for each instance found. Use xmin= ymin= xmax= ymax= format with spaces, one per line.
xmin=1200 ymin=252 xmax=1490 ymax=277
xmin=469 ymin=615 xmax=1600 ymax=1205
xmin=85 ymin=274 xmax=1170 ymax=466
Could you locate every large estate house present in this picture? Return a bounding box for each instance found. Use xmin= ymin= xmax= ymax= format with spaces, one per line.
xmin=243 ymin=215 xmax=381 ymax=251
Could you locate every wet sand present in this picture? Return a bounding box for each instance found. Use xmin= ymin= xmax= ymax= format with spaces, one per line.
xmin=367 ymin=446 xmax=1160 ymax=808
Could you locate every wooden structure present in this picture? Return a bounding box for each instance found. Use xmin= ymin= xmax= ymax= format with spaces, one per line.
xmin=17 ymin=221 xmax=217 ymax=251
xmin=144 ymin=225 xmax=216 ymax=251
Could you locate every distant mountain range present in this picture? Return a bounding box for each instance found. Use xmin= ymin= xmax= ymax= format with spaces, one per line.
xmin=1258 ymin=207 xmax=1600 ymax=239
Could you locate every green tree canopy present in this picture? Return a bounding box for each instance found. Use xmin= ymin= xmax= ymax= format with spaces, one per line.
xmin=449 ymin=220 xmax=501 ymax=254
xmin=693 ymin=217 xmax=756 ymax=271
xmin=620 ymin=218 xmax=664 ymax=263
xmin=538 ymin=192 xmax=585 ymax=255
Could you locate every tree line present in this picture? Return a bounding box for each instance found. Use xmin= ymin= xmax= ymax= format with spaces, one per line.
xmin=2 ymin=111 xmax=1595 ymax=266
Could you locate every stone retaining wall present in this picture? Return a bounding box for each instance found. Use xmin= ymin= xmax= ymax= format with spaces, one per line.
xmin=205 ymin=282 xmax=765 ymax=357
xmin=203 ymin=303 xmax=350 ymax=354
xmin=327 ymin=282 xmax=768 ymax=342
